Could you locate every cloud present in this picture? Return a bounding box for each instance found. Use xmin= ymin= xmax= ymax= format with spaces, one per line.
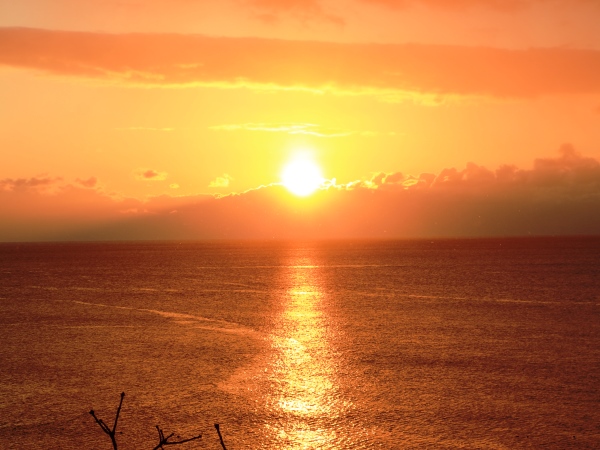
xmin=115 ymin=127 xmax=175 ymax=132
xmin=359 ymin=0 xmax=524 ymax=12
xmin=361 ymin=0 xmax=597 ymax=12
xmin=240 ymin=0 xmax=598 ymax=16
xmin=530 ymin=144 xmax=600 ymax=188
xmin=2 ymin=28 xmax=600 ymax=99
xmin=241 ymin=0 xmax=345 ymax=25
xmin=135 ymin=168 xmax=168 ymax=181
xmin=247 ymin=0 xmax=599 ymax=16
xmin=75 ymin=177 xmax=98 ymax=188
xmin=209 ymin=174 xmax=233 ymax=188
xmin=1 ymin=146 xmax=599 ymax=241
xmin=362 ymin=144 xmax=600 ymax=193
xmin=0 ymin=176 xmax=62 ymax=193
xmin=210 ymin=122 xmax=388 ymax=137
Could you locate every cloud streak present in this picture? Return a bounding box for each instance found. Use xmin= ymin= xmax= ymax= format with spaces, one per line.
xmin=242 ymin=0 xmax=599 ymax=23
xmin=243 ymin=0 xmax=345 ymax=25
xmin=116 ymin=127 xmax=175 ymax=132
xmin=0 ymin=176 xmax=62 ymax=193
xmin=360 ymin=0 xmax=593 ymax=12
xmin=135 ymin=168 xmax=168 ymax=181
xmin=2 ymin=28 xmax=600 ymax=98
xmin=210 ymin=122 xmax=388 ymax=137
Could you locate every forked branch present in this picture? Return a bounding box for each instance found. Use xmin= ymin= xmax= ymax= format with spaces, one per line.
xmin=89 ymin=392 xmax=125 ymax=450
xmin=90 ymin=392 xmax=206 ymax=450
xmin=152 ymin=425 xmax=202 ymax=449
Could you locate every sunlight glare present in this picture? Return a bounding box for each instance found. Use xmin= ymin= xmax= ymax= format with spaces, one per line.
xmin=281 ymin=157 xmax=324 ymax=197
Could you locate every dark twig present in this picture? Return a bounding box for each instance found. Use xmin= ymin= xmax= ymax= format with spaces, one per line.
xmin=90 ymin=392 xmax=204 ymax=450
xmin=214 ymin=423 xmax=228 ymax=450
xmin=89 ymin=392 xmax=125 ymax=450
xmin=152 ymin=425 xmax=202 ymax=450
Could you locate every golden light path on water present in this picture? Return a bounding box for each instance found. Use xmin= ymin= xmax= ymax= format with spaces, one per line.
xmin=264 ymin=256 xmax=346 ymax=448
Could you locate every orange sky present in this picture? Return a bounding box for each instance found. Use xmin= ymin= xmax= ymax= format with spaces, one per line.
xmin=1 ymin=0 xmax=600 ymax=241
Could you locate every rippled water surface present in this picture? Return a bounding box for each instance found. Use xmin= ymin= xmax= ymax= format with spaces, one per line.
xmin=1 ymin=238 xmax=599 ymax=449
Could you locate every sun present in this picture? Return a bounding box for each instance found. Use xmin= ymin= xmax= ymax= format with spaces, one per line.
xmin=281 ymin=157 xmax=324 ymax=197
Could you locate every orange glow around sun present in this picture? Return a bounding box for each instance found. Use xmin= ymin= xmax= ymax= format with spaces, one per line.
xmin=281 ymin=156 xmax=324 ymax=197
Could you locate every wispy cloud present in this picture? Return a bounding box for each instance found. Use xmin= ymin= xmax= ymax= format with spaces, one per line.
xmin=2 ymin=28 xmax=600 ymax=99
xmin=243 ymin=0 xmax=345 ymax=26
xmin=209 ymin=174 xmax=233 ymax=188
xmin=210 ymin=122 xmax=391 ymax=137
xmin=135 ymin=168 xmax=168 ymax=181
xmin=0 ymin=176 xmax=62 ymax=193
xmin=243 ymin=0 xmax=599 ymax=18
xmin=115 ymin=127 xmax=175 ymax=132
xmin=75 ymin=177 xmax=98 ymax=188
xmin=360 ymin=0 xmax=596 ymax=12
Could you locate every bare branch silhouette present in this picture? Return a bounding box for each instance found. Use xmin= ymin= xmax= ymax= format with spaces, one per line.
xmin=89 ymin=391 xmax=125 ymax=450
xmin=152 ymin=425 xmax=202 ymax=449
xmin=89 ymin=392 xmax=205 ymax=449
xmin=214 ymin=423 xmax=228 ymax=450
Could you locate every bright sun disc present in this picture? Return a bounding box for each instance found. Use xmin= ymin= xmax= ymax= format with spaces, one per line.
xmin=281 ymin=158 xmax=324 ymax=197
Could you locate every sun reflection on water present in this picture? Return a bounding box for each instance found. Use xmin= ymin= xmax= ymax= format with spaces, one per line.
xmin=266 ymin=257 xmax=344 ymax=448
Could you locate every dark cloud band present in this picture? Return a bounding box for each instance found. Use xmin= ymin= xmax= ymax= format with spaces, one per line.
xmin=2 ymin=27 xmax=600 ymax=97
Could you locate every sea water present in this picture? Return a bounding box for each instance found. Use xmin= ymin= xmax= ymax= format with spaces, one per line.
xmin=0 ymin=238 xmax=599 ymax=449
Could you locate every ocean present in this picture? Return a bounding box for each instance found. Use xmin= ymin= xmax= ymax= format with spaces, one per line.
xmin=0 ymin=237 xmax=599 ymax=449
